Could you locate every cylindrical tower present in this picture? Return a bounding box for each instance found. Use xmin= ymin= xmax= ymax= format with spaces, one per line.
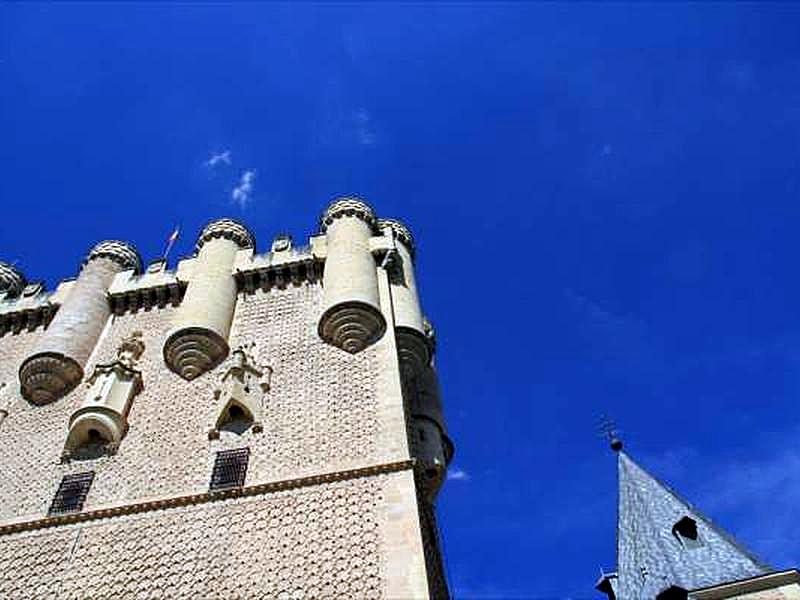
xmin=0 ymin=262 xmax=27 ymax=299
xmin=318 ymin=197 xmax=386 ymax=353
xmin=410 ymin=361 xmax=454 ymax=501
xmin=378 ymin=219 xmax=430 ymax=373
xmin=163 ymin=218 xmax=254 ymax=380
xmin=19 ymin=241 xmax=142 ymax=405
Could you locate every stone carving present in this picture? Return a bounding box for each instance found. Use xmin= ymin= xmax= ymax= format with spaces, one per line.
xmin=62 ymin=332 xmax=145 ymax=460
xmin=208 ymin=343 xmax=272 ymax=439
xmin=318 ymin=197 xmax=386 ymax=354
xmin=0 ymin=262 xmax=27 ymax=299
xmin=20 ymin=240 xmax=141 ymax=405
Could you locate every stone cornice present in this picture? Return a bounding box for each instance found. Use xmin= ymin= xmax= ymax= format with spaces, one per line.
xmin=235 ymin=248 xmax=322 ymax=293
xmin=0 ymin=459 xmax=414 ymax=536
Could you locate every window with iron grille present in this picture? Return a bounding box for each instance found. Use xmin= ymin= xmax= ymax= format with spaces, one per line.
xmin=210 ymin=448 xmax=250 ymax=491
xmin=48 ymin=471 xmax=95 ymax=516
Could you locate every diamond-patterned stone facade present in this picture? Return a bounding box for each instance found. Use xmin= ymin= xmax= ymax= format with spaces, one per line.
xmin=0 ymin=273 xmax=440 ymax=597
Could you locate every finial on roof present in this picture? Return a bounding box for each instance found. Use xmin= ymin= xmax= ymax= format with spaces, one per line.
xmin=598 ymin=415 xmax=624 ymax=453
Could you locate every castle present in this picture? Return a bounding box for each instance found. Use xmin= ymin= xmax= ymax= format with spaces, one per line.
xmin=0 ymin=198 xmax=452 ymax=598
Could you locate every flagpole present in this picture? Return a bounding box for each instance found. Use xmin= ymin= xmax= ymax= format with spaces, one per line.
xmin=163 ymin=226 xmax=180 ymax=260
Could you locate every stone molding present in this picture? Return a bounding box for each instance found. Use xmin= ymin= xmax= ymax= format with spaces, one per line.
xmin=318 ymin=301 xmax=387 ymax=354
xmin=0 ymin=262 xmax=27 ymax=298
xmin=0 ymin=459 xmax=414 ymax=536
xmin=320 ymin=197 xmax=377 ymax=233
xmin=378 ymin=219 xmax=416 ymax=259
xmin=163 ymin=326 xmax=229 ymax=381
xmin=18 ymin=352 xmax=84 ymax=406
xmin=85 ymin=241 xmax=143 ymax=274
xmin=196 ymin=218 xmax=255 ymax=252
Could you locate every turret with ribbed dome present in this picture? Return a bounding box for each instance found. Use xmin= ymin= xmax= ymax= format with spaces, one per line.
xmin=19 ymin=240 xmax=142 ymax=405
xmin=164 ymin=218 xmax=255 ymax=380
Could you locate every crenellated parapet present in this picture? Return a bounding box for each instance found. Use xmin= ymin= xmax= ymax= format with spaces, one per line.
xmin=163 ymin=219 xmax=255 ymax=381
xmin=19 ymin=240 xmax=141 ymax=405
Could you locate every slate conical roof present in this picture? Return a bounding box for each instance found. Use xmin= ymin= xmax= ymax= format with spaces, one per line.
xmin=616 ymin=451 xmax=771 ymax=597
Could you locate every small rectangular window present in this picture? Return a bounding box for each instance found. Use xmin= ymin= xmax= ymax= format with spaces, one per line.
xmin=48 ymin=472 xmax=95 ymax=516
xmin=210 ymin=448 xmax=250 ymax=491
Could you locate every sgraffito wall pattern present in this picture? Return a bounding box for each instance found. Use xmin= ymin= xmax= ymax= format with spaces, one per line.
xmin=0 ymin=474 xmax=390 ymax=599
xmin=0 ymin=281 xmax=386 ymax=522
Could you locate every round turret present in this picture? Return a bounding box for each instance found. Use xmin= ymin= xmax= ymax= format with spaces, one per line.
xmin=85 ymin=240 xmax=143 ymax=274
xmin=164 ymin=218 xmax=253 ymax=380
xmin=378 ymin=218 xmax=416 ymax=260
xmin=0 ymin=262 xmax=27 ymax=298
xmin=320 ymin=196 xmax=378 ymax=233
xmin=317 ymin=196 xmax=386 ymax=354
xmin=20 ymin=239 xmax=142 ymax=405
xmin=196 ymin=218 xmax=256 ymax=252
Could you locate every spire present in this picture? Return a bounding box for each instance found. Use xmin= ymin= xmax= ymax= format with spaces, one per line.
xmin=615 ymin=451 xmax=771 ymax=597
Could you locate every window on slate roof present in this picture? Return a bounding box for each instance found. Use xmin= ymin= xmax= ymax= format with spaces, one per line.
xmin=656 ymin=586 xmax=688 ymax=600
xmin=210 ymin=448 xmax=250 ymax=491
xmin=672 ymin=515 xmax=703 ymax=549
xmin=48 ymin=472 xmax=95 ymax=516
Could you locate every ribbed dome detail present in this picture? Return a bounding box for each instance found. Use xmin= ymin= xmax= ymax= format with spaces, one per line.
xmin=0 ymin=262 xmax=27 ymax=297
xmin=86 ymin=240 xmax=143 ymax=274
xmin=196 ymin=219 xmax=255 ymax=252
xmin=378 ymin=219 xmax=416 ymax=259
xmin=320 ymin=197 xmax=377 ymax=233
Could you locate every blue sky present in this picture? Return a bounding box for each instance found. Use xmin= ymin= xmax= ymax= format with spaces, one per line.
xmin=3 ymin=3 xmax=800 ymax=597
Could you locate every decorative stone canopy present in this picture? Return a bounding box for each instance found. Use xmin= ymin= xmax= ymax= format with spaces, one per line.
xmin=320 ymin=196 xmax=377 ymax=233
xmin=196 ymin=218 xmax=255 ymax=252
xmin=378 ymin=219 xmax=416 ymax=259
xmin=0 ymin=262 xmax=27 ymax=298
xmin=85 ymin=240 xmax=143 ymax=274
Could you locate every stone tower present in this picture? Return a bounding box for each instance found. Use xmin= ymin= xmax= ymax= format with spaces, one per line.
xmin=597 ymin=442 xmax=800 ymax=599
xmin=0 ymin=197 xmax=453 ymax=598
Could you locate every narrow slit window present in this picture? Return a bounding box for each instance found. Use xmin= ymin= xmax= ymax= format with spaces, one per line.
xmin=210 ymin=448 xmax=250 ymax=491
xmin=48 ymin=472 xmax=95 ymax=516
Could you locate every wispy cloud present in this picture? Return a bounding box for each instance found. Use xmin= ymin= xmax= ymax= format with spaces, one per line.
xmin=204 ymin=150 xmax=232 ymax=168
xmin=448 ymin=469 xmax=470 ymax=481
xmin=352 ymin=108 xmax=376 ymax=146
xmin=231 ymin=170 xmax=256 ymax=208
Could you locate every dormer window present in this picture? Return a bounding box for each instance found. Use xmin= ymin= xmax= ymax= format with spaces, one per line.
xmin=672 ymin=516 xmax=703 ymax=549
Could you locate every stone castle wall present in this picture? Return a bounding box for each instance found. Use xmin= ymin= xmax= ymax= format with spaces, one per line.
xmin=0 ymin=278 xmax=431 ymax=597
